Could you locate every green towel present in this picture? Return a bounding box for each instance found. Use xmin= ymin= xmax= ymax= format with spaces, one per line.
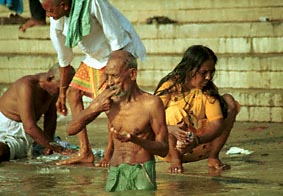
xmin=65 ymin=0 xmax=91 ymax=48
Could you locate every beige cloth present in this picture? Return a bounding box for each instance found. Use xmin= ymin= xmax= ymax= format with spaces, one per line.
xmin=0 ymin=112 xmax=33 ymax=159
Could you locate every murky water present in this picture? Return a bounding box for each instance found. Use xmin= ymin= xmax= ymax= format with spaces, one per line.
xmin=1 ymin=117 xmax=283 ymax=195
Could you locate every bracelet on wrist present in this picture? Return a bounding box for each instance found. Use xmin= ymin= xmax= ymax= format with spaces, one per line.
xmin=60 ymin=86 xmax=68 ymax=90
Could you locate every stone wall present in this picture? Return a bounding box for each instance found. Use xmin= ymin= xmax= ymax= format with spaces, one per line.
xmin=0 ymin=0 xmax=282 ymax=122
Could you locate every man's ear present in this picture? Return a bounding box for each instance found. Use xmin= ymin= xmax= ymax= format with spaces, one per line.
xmin=129 ymin=68 xmax=137 ymax=80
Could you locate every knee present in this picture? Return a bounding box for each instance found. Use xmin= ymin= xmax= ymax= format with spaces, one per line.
xmin=222 ymin=94 xmax=240 ymax=116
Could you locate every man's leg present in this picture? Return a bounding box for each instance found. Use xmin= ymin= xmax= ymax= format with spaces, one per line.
xmin=207 ymin=94 xmax=240 ymax=169
xmin=56 ymin=87 xmax=94 ymax=165
xmin=19 ymin=0 xmax=46 ymax=32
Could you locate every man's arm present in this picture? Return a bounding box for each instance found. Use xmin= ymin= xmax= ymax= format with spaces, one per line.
xmin=17 ymin=83 xmax=62 ymax=152
xmin=49 ymin=17 xmax=74 ymax=115
xmin=43 ymin=101 xmax=57 ymax=140
xmin=66 ymin=88 xmax=116 ymax=135
xmin=136 ymin=97 xmax=169 ymax=157
xmin=56 ymin=65 xmax=74 ymax=116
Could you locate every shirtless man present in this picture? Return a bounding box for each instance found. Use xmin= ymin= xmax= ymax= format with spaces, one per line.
xmin=0 ymin=64 xmax=75 ymax=162
xmin=66 ymin=50 xmax=169 ymax=192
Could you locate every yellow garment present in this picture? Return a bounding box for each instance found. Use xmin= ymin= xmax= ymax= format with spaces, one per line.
xmin=157 ymin=80 xmax=223 ymax=131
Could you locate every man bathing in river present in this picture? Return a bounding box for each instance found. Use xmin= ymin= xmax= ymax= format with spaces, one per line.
xmin=0 ymin=64 xmax=75 ymax=162
xmin=65 ymin=50 xmax=169 ymax=191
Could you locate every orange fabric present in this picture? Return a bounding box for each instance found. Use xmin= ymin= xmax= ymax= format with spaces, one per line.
xmin=70 ymin=62 xmax=106 ymax=98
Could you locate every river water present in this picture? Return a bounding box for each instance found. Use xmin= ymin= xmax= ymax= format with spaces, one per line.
xmin=1 ymin=117 xmax=282 ymax=196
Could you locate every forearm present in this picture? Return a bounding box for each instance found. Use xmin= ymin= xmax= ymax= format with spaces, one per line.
xmin=67 ymin=108 xmax=101 ymax=135
xmin=25 ymin=125 xmax=52 ymax=147
xmin=59 ymin=66 xmax=73 ymax=98
xmin=195 ymin=121 xmax=223 ymax=144
xmin=131 ymin=136 xmax=169 ymax=157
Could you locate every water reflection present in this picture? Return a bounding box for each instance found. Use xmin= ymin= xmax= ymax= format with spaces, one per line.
xmin=157 ymin=173 xmax=224 ymax=195
xmin=0 ymin=158 xmax=225 ymax=196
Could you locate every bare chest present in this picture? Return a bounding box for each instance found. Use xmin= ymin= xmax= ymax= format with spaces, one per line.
xmin=107 ymin=103 xmax=150 ymax=135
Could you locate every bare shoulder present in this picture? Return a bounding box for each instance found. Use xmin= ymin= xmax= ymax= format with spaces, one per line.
xmin=15 ymin=76 xmax=37 ymax=90
xmin=141 ymin=91 xmax=164 ymax=108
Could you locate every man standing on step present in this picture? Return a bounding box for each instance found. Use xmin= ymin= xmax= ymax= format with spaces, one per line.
xmin=40 ymin=0 xmax=146 ymax=165
xmin=65 ymin=50 xmax=168 ymax=192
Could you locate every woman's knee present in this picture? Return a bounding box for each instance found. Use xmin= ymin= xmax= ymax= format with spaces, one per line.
xmin=222 ymin=94 xmax=240 ymax=115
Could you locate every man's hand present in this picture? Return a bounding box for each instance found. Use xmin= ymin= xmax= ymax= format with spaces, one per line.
xmin=110 ymin=127 xmax=132 ymax=142
xmin=48 ymin=142 xmax=65 ymax=153
xmin=89 ymin=88 xmax=116 ymax=113
xmin=56 ymin=91 xmax=68 ymax=116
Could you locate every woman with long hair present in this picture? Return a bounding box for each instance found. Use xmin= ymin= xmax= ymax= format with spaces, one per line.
xmin=154 ymin=45 xmax=240 ymax=173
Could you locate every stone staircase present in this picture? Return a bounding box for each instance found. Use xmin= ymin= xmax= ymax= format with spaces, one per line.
xmin=0 ymin=0 xmax=283 ymax=122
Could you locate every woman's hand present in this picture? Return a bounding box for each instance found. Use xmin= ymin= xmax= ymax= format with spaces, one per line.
xmin=168 ymin=124 xmax=188 ymax=141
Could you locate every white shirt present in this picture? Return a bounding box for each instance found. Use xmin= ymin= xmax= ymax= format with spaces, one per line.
xmin=50 ymin=0 xmax=146 ymax=69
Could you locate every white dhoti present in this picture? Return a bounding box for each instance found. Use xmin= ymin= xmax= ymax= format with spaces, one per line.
xmin=0 ymin=112 xmax=33 ymax=160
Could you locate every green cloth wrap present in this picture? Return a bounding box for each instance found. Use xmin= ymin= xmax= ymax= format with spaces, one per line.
xmin=105 ymin=160 xmax=157 ymax=192
xmin=65 ymin=0 xmax=91 ymax=48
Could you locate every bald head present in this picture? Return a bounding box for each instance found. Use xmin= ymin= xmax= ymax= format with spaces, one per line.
xmin=48 ymin=63 xmax=75 ymax=85
xmin=40 ymin=0 xmax=63 ymax=5
xmin=108 ymin=50 xmax=137 ymax=70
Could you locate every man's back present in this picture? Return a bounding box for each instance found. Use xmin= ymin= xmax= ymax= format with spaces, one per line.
xmin=0 ymin=74 xmax=56 ymax=122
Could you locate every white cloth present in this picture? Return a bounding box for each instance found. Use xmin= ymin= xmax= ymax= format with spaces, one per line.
xmin=0 ymin=112 xmax=33 ymax=160
xmin=50 ymin=0 xmax=146 ymax=69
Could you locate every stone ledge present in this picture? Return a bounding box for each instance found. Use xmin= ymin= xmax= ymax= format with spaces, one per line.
xmin=2 ymin=53 xmax=283 ymax=71
xmin=1 ymin=37 xmax=283 ymax=55
xmin=109 ymin=0 xmax=283 ymax=10
xmin=117 ymin=7 xmax=283 ymax=24
xmin=2 ymin=21 xmax=283 ymax=40
xmin=1 ymin=0 xmax=283 ymax=26
xmin=1 ymin=54 xmax=283 ymax=89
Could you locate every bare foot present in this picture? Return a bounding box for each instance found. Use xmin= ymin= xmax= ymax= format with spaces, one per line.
xmin=56 ymin=150 xmax=94 ymax=165
xmin=168 ymin=160 xmax=183 ymax=173
xmin=208 ymin=158 xmax=231 ymax=170
xmin=19 ymin=18 xmax=46 ymax=32
xmin=9 ymin=13 xmax=28 ymax=24
xmin=60 ymin=148 xmax=78 ymax=156
xmin=169 ymin=165 xmax=183 ymax=173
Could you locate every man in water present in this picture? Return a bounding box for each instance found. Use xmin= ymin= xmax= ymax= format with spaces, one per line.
xmin=65 ymin=50 xmax=169 ymax=192
xmin=0 ymin=64 xmax=75 ymax=162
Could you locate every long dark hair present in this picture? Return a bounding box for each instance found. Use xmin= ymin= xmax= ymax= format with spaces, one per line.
xmin=154 ymin=45 xmax=228 ymax=118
